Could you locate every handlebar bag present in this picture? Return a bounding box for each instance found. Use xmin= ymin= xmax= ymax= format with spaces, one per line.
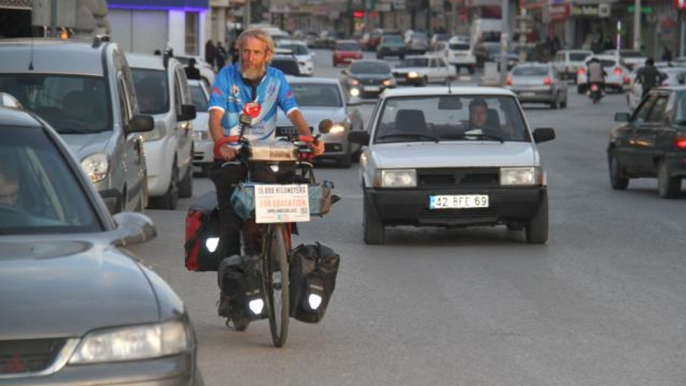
xmin=231 ymin=181 xmax=335 ymax=221
xmin=184 ymin=192 xmax=221 ymax=271
xmin=289 ymin=242 xmax=340 ymax=323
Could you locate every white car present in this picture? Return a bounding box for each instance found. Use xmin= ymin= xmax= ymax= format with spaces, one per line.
xmin=347 ymin=86 xmax=556 ymax=245
xmin=551 ymin=49 xmax=593 ymax=82
xmin=276 ymin=39 xmax=315 ymax=76
xmin=576 ymin=55 xmax=631 ymax=94
xmin=602 ymin=49 xmax=646 ymax=71
xmin=446 ymin=36 xmax=477 ymax=74
xmin=627 ymin=66 xmax=686 ymax=110
xmin=392 ymin=55 xmax=457 ymax=86
xmin=127 ymin=54 xmax=196 ymax=210
xmin=276 ymin=76 xmax=365 ymax=167
xmin=188 ymin=79 xmax=213 ymax=176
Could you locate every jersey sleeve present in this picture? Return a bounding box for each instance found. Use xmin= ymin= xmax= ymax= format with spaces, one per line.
xmin=208 ymin=68 xmax=230 ymax=112
xmin=276 ymin=72 xmax=298 ymax=116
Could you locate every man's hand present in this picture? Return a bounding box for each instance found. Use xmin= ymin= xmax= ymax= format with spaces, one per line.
xmin=311 ymin=139 xmax=325 ymax=157
xmin=216 ymin=143 xmax=238 ymax=160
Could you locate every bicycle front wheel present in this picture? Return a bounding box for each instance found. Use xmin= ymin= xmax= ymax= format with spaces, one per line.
xmin=263 ymin=223 xmax=290 ymax=347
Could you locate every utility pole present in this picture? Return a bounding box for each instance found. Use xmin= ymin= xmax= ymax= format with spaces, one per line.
xmin=633 ymin=0 xmax=640 ymax=50
xmin=499 ymin=0 xmax=509 ymax=86
xmin=50 ymin=0 xmax=57 ymax=37
xmin=450 ymin=0 xmax=456 ymax=36
xmin=245 ymin=0 xmax=251 ymax=29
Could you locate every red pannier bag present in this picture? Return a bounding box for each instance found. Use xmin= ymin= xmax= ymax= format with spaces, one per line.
xmin=184 ymin=192 xmax=220 ymax=271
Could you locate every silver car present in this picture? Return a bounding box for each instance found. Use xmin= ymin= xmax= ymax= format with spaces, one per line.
xmin=277 ymin=76 xmax=365 ymax=168
xmin=507 ymin=63 xmax=568 ymax=109
xmin=0 ymin=37 xmax=152 ymax=214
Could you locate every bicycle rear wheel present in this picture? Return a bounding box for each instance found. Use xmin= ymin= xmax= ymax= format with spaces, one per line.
xmin=263 ymin=223 xmax=290 ymax=347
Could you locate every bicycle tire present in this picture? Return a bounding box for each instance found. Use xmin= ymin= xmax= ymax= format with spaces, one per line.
xmin=263 ymin=223 xmax=290 ymax=347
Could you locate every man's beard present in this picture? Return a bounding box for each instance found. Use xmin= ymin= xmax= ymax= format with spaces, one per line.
xmin=240 ymin=64 xmax=266 ymax=80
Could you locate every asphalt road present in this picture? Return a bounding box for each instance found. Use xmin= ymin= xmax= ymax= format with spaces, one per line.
xmin=129 ymin=50 xmax=686 ymax=386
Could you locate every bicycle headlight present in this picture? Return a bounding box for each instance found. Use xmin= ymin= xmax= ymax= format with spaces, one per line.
xmin=375 ymin=169 xmax=417 ymax=188
xmin=80 ymin=153 xmax=109 ymax=183
xmin=500 ymin=167 xmax=542 ymax=186
xmin=142 ymin=121 xmax=167 ymax=142
xmin=69 ymin=320 xmax=190 ymax=364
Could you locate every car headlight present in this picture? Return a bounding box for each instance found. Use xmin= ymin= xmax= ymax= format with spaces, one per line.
xmin=69 ymin=320 xmax=191 ymax=364
xmin=408 ymin=71 xmax=419 ymax=78
xmin=349 ymin=79 xmax=360 ymax=86
xmin=350 ymin=88 xmax=360 ymax=97
xmin=375 ymin=169 xmax=417 ymax=188
xmin=500 ymin=167 xmax=542 ymax=186
xmin=382 ymin=78 xmax=395 ymax=87
xmin=329 ymin=123 xmax=346 ymax=134
xmin=141 ymin=121 xmax=166 ymax=142
xmin=193 ymin=130 xmax=209 ymax=141
xmin=81 ymin=153 xmax=109 ymax=183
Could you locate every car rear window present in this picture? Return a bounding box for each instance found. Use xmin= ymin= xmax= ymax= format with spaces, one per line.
xmin=449 ymin=43 xmax=470 ymax=50
xmin=570 ymin=53 xmax=589 ymax=61
xmin=512 ymin=66 xmax=548 ymax=76
xmin=290 ymin=83 xmax=342 ymax=107
xmin=398 ymin=58 xmax=429 ymax=68
xmin=336 ymin=43 xmax=360 ymax=51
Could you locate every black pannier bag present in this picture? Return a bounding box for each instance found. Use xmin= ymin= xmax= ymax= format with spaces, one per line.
xmin=289 ymin=242 xmax=340 ymax=323
xmin=184 ymin=192 xmax=220 ymax=271
xmin=218 ymin=254 xmax=266 ymax=320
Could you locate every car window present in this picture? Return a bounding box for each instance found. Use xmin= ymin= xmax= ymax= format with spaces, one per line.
xmin=374 ymin=95 xmax=529 ymax=143
xmin=0 ymin=74 xmax=111 ymax=134
xmin=449 ymin=43 xmax=470 ymax=50
xmin=336 ymin=43 xmax=360 ymax=51
xmin=351 ymin=62 xmax=391 ymax=74
xmin=570 ymin=53 xmax=589 ymax=61
xmin=189 ymin=83 xmax=208 ymax=112
xmin=278 ymin=44 xmax=309 ymax=55
xmin=646 ymin=96 xmax=669 ymax=123
xmin=398 ymin=58 xmax=429 ymax=68
xmin=174 ymin=70 xmax=184 ymax=116
xmin=117 ymin=78 xmax=131 ymax=126
xmin=675 ymin=92 xmax=686 ymax=123
xmin=512 ymin=66 xmax=548 ymax=76
xmin=131 ymin=69 xmax=170 ymax=115
xmin=290 ymin=83 xmax=342 ymax=107
xmin=0 ymin=127 xmax=102 ymax=235
xmin=633 ymin=94 xmax=658 ymax=123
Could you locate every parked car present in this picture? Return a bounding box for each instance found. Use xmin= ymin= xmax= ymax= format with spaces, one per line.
xmin=304 ymin=31 xmax=319 ymax=48
xmin=608 ymin=87 xmax=686 ymax=198
xmin=316 ymin=30 xmax=339 ymax=49
xmin=392 ymin=55 xmax=457 ymax=86
xmin=446 ymin=36 xmax=477 ymax=74
xmin=341 ymin=59 xmax=396 ymax=99
xmin=577 ymin=55 xmax=631 ymax=94
xmin=626 ymin=66 xmax=686 ymax=110
xmin=405 ymin=31 xmax=430 ymax=54
xmin=270 ymin=54 xmax=302 ymax=76
xmin=551 ymin=49 xmax=593 ymax=82
xmin=360 ymin=29 xmax=383 ymax=51
xmin=127 ymin=53 xmax=196 ymax=210
xmin=376 ymin=35 xmax=407 ymax=60
xmin=332 ymin=40 xmax=363 ymax=67
xmin=174 ymin=54 xmax=216 ymax=88
xmin=603 ymin=49 xmax=646 ymax=71
xmin=0 ymin=103 xmax=203 ymax=385
xmin=474 ymin=41 xmax=518 ymax=70
xmin=430 ymin=33 xmax=450 ymax=50
xmin=188 ymin=79 xmax=212 ymax=176
xmin=0 ymin=37 xmax=151 ymax=214
xmin=276 ymin=39 xmax=315 ymax=76
xmin=277 ymin=76 xmax=364 ymax=167
xmin=506 ymin=63 xmax=568 ymax=109
xmin=347 ymin=86 xmax=556 ymax=245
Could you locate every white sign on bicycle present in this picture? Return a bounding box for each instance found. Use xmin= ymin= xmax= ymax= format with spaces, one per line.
xmin=254 ymin=184 xmax=310 ymax=224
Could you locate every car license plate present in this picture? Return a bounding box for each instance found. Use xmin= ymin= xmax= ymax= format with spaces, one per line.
xmin=521 ymin=92 xmax=536 ymax=97
xmin=429 ymin=195 xmax=489 ymax=209
xmin=364 ymin=86 xmax=380 ymax=92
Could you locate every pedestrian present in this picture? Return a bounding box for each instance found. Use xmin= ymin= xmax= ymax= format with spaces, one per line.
xmin=662 ymin=46 xmax=673 ymax=62
xmin=229 ymin=40 xmax=239 ymax=64
xmin=215 ymin=42 xmax=227 ymax=70
xmin=636 ymin=58 xmax=668 ymax=98
xmin=184 ymin=58 xmax=201 ymax=80
xmin=205 ymin=40 xmax=216 ymax=70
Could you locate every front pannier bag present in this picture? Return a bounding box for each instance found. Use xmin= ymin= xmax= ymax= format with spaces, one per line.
xmin=184 ymin=192 xmax=220 ymax=271
xmin=289 ymin=242 xmax=340 ymax=323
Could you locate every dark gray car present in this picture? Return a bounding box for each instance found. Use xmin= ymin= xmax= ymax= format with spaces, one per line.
xmin=0 ymin=106 xmax=202 ymax=385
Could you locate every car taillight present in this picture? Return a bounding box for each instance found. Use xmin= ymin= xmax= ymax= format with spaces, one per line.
xmin=506 ymin=75 xmax=512 ymax=86
xmin=613 ymin=67 xmax=622 ymax=76
xmin=578 ymin=68 xmax=585 ymax=75
xmin=624 ymin=76 xmax=631 ymax=85
xmin=543 ymin=77 xmax=551 ymax=85
xmin=676 ymin=138 xmax=686 ymax=149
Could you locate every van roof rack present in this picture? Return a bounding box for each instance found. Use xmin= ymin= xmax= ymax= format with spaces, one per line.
xmin=92 ymin=34 xmax=111 ymax=48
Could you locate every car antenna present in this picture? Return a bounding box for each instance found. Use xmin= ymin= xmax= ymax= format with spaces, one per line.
xmin=28 ymin=36 xmax=35 ymax=71
xmin=447 ymin=78 xmax=452 ymax=94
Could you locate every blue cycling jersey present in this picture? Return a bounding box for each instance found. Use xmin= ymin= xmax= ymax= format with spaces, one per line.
xmin=208 ymin=63 xmax=298 ymax=140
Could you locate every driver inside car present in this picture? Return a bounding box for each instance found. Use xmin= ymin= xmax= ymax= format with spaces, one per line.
xmin=0 ymin=158 xmax=19 ymax=208
xmin=467 ymin=98 xmax=501 ymax=135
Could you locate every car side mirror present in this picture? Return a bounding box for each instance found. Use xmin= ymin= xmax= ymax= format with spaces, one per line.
xmin=318 ymin=119 xmax=333 ymax=134
xmin=178 ymin=104 xmax=197 ymax=121
xmin=348 ymin=130 xmax=370 ymax=146
xmin=126 ymin=115 xmax=154 ymax=134
xmin=614 ymin=112 xmax=631 ymax=122
xmin=111 ymin=212 xmax=157 ymax=246
xmin=533 ymin=128 xmax=555 ymax=143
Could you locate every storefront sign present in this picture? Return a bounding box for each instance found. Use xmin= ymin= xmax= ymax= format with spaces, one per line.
xmin=393 ymin=0 xmax=405 ymax=10
xmin=571 ymin=5 xmax=598 ymax=17
xmin=519 ymin=0 xmax=546 ymax=9
xmin=627 ymin=5 xmax=652 ymax=14
xmin=598 ymin=3 xmax=610 ymax=17
xmin=675 ymin=0 xmax=685 ymax=10
xmin=548 ymin=3 xmax=569 ymax=21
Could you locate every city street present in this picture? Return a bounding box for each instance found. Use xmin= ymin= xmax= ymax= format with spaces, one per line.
xmin=129 ymin=51 xmax=686 ymax=386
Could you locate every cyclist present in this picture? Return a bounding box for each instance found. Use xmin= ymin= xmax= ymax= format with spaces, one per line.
xmin=207 ymin=28 xmax=324 ymax=323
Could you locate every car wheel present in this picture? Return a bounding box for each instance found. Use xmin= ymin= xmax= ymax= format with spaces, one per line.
xmin=363 ymin=191 xmax=384 ymax=245
xmin=178 ymin=164 xmax=193 ymax=198
xmin=418 ymin=76 xmax=427 ymax=87
xmin=609 ymin=152 xmax=629 ymax=190
xmin=658 ymin=160 xmax=681 ymax=199
xmin=560 ymin=95 xmax=568 ymax=108
xmin=151 ymin=163 xmax=179 ymax=210
xmin=468 ymin=66 xmax=475 ymax=75
xmin=550 ymin=93 xmax=559 ymax=109
xmin=525 ymin=192 xmax=548 ymax=244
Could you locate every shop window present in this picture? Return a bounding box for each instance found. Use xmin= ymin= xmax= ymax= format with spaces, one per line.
xmin=185 ymin=12 xmax=199 ymax=55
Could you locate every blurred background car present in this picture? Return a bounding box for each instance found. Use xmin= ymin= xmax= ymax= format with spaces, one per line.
xmin=576 ymin=54 xmax=631 ymax=94
xmin=316 ymin=30 xmax=339 ymax=49
xmin=393 ymin=55 xmax=456 ymax=86
xmin=551 ymin=49 xmax=593 ymax=82
xmin=430 ymin=33 xmax=450 ymax=50
xmin=603 ymin=49 xmax=647 ymax=71
xmin=506 ymin=63 xmax=568 ymax=109
xmin=446 ymin=36 xmax=477 ymax=74
xmin=303 ymin=31 xmax=319 ymax=48
xmin=376 ymin=35 xmax=407 ymax=60
xmin=270 ymin=53 xmax=302 ymax=76
xmin=188 ymin=79 xmax=212 ymax=177
xmin=341 ymin=60 xmax=396 ymax=99
xmin=0 ymin=102 xmax=203 ymax=385
xmin=405 ymin=31 xmax=430 ymax=54
xmin=332 ymin=40 xmax=363 ymax=67
xmin=473 ymin=41 xmax=518 ymax=70
xmin=626 ymin=66 xmax=686 ymax=110
xmin=360 ymin=28 xmax=383 ymax=51
xmin=276 ymin=39 xmax=315 ymax=76
xmin=277 ymin=77 xmax=364 ymax=167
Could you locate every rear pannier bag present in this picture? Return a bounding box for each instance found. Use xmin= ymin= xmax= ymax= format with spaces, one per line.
xmin=218 ymin=254 xmax=266 ymax=320
xmin=184 ymin=192 xmax=220 ymax=271
xmin=289 ymin=242 xmax=340 ymax=323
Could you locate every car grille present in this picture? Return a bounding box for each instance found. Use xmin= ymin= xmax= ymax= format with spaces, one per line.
xmin=360 ymin=78 xmax=381 ymax=85
xmin=419 ymin=207 xmax=499 ymax=220
xmin=276 ymin=126 xmax=313 ymax=136
xmin=417 ymin=168 xmax=499 ymax=188
xmin=0 ymin=338 xmax=66 ymax=375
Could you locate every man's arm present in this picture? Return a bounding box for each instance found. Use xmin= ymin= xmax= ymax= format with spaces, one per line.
xmin=287 ymin=109 xmax=311 ymax=136
xmin=209 ymin=109 xmax=237 ymax=160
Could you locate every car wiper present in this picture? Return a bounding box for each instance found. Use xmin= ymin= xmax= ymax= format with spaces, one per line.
xmin=377 ymin=133 xmax=439 ymax=143
xmin=463 ymin=129 xmax=504 ymax=143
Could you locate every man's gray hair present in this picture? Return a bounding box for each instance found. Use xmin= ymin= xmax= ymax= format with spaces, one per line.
xmin=236 ymin=28 xmax=275 ymax=59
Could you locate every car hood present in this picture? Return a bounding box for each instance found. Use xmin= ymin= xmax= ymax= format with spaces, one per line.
xmin=350 ymin=73 xmax=392 ymax=80
xmin=192 ymin=111 xmax=209 ymax=132
xmin=277 ymin=106 xmax=347 ymax=133
xmin=370 ymin=141 xmax=538 ymax=169
xmin=62 ymin=131 xmax=113 ymax=161
xmin=0 ymin=238 xmax=159 ymax=339
xmin=394 ymin=67 xmax=429 ymax=74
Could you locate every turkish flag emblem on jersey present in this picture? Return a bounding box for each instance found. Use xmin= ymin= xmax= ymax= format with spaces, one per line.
xmin=242 ymin=102 xmax=261 ymax=118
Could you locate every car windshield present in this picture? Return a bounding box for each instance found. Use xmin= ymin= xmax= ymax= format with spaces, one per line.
xmin=351 ymin=62 xmax=391 ymax=74
xmin=620 ymin=51 xmax=643 ymax=58
xmin=0 ymin=74 xmax=111 ymax=135
xmin=676 ymin=92 xmax=686 ymax=123
xmin=374 ymin=95 xmax=530 ymax=144
xmin=290 ymin=83 xmax=342 ymax=107
xmin=336 ymin=43 xmax=360 ymax=51
xmin=449 ymin=43 xmax=470 ymax=50
xmin=131 ymin=69 xmax=170 ymax=115
xmin=570 ymin=53 xmax=590 ymax=61
xmin=383 ymin=37 xmax=404 ymax=45
xmin=189 ymin=84 xmax=208 ymax=112
xmin=278 ymin=44 xmax=309 ymax=55
xmin=398 ymin=58 xmax=429 ymax=68
xmin=0 ymin=126 xmax=102 ymax=235
xmin=484 ymin=44 xmax=501 ymax=55
xmin=512 ymin=66 xmax=548 ymax=76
